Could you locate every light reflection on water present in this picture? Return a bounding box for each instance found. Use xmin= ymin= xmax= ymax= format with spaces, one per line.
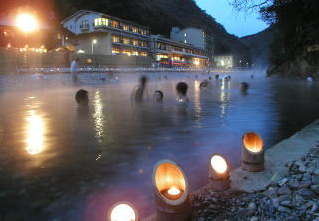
xmin=25 ymin=110 xmax=45 ymax=155
xmin=93 ymin=90 xmax=104 ymax=143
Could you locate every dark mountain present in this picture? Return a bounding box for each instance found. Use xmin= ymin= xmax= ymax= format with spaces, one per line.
xmin=51 ymin=0 xmax=250 ymax=58
xmin=240 ymin=26 xmax=274 ymax=69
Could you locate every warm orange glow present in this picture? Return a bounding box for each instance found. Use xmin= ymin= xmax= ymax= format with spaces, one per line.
xmin=155 ymin=162 xmax=186 ymax=194
xmin=110 ymin=204 xmax=136 ymax=221
xmin=26 ymin=111 xmax=45 ymax=155
xmin=167 ymin=186 xmax=181 ymax=195
xmin=210 ymin=155 xmax=227 ymax=173
xmin=243 ymin=132 xmax=263 ymax=153
xmin=16 ymin=14 xmax=38 ymax=33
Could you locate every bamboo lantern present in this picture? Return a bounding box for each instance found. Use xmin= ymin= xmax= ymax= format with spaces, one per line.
xmin=152 ymin=160 xmax=191 ymax=221
xmin=108 ymin=202 xmax=138 ymax=221
xmin=209 ymin=154 xmax=230 ymax=191
xmin=242 ymin=132 xmax=264 ymax=172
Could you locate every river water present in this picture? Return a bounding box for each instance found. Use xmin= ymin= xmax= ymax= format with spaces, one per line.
xmin=0 ymin=71 xmax=318 ymax=221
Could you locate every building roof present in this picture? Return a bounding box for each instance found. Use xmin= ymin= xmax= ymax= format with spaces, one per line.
xmin=61 ymin=10 xmax=150 ymax=29
xmin=151 ymin=34 xmax=206 ymax=51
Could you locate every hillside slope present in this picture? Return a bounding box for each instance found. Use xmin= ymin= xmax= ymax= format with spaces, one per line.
xmin=240 ymin=26 xmax=274 ymax=68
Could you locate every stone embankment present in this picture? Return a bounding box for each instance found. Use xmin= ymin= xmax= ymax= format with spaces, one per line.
xmin=192 ymin=143 xmax=319 ymax=221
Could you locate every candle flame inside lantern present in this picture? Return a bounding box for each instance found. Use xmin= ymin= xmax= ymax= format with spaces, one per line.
xmin=210 ymin=155 xmax=227 ymax=174
xmin=110 ymin=204 xmax=136 ymax=221
xmin=168 ymin=186 xmax=180 ymax=195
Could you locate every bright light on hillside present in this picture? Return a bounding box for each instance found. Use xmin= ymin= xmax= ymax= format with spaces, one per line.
xmin=16 ymin=14 xmax=38 ymax=33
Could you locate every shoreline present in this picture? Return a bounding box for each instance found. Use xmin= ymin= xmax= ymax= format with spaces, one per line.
xmin=143 ymin=119 xmax=319 ymax=221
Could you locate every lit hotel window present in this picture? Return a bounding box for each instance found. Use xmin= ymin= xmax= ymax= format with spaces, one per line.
xmin=112 ymin=35 xmax=120 ymax=43
xmin=112 ymin=48 xmax=120 ymax=54
xmin=111 ymin=20 xmax=119 ymax=28
xmin=141 ymin=52 xmax=147 ymax=57
xmin=94 ymin=18 xmax=108 ymax=26
xmin=141 ymin=41 xmax=147 ymax=47
xmin=123 ymin=38 xmax=130 ymax=45
xmin=132 ymin=26 xmax=138 ymax=33
xmin=133 ymin=40 xmax=138 ymax=46
xmin=123 ymin=24 xmax=129 ymax=31
xmin=132 ymin=51 xmax=138 ymax=56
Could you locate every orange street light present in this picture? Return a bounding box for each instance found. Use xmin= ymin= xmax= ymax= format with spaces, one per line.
xmin=16 ymin=14 xmax=38 ymax=33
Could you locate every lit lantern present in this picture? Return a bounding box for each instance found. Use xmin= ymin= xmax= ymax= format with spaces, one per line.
xmin=153 ymin=160 xmax=191 ymax=221
xmin=242 ymin=132 xmax=264 ymax=172
xmin=108 ymin=202 xmax=138 ymax=221
xmin=209 ymin=154 xmax=230 ymax=191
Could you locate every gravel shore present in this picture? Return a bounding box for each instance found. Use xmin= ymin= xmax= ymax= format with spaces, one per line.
xmin=192 ymin=142 xmax=319 ymax=221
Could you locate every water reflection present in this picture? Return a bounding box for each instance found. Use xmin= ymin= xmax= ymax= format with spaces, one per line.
xmin=219 ymin=80 xmax=231 ymax=118
xmin=194 ymin=81 xmax=202 ymax=123
xmin=93 ymin=90 xmax=104 ymax=143
xmin=25 ymin=110 xmax=45 ymax=155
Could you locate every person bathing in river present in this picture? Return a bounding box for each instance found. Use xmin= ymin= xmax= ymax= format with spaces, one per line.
xmin=176 ymin=82 xmax=189 ymax=103
xmin=131 ymin=75 xmax=149 ymax=102
xmin=75 ymin=89 xmax=89 ymax=106
xmin=154 ymin=90 xmax=164 ymax=102
xmin=70 ymin=58 xmax=80 ymax=83
xmin=241 ymin=82 xmax=249 ymax=93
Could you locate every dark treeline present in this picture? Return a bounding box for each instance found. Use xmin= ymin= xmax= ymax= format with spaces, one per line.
xmin=235 ymin=0 xmax=319 ymax=76
xmin=264 ymin=0 xmax=319 ymax=77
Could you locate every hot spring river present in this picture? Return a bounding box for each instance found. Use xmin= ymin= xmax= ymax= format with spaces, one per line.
xmin=0 ymin=71 xmax=319 ymax=221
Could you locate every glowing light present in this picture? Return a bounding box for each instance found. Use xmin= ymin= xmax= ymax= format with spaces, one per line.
xmin=210 ymin=155 xmax=227 ymax=174
xmin=16 ymin=14 xmax=38 ymax=33
xmin=168 ymin=186 xmax=181 ymax=195
xmin=243 ymin=132 xmax=263 ymax=153
xmin=26 ymin=111 xmax=44 ymax=155
xmin=77 ymin=49 xmax=85 ymax=54
xmin=110 ymin=204 xmax=136 ymax=221
xmin=93 ymin=39 xmax=97 ymax=44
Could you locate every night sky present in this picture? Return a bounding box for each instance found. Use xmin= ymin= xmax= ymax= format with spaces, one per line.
xmin=195 ymin=0 xmax=269 ymax=37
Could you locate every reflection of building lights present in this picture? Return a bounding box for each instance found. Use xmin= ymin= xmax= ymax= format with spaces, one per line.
xmin=242 ymin=132 xmax=265 ymax=172
xmin=109 ymin=203 xmax=137 ymax=221
xmin=93 ymin=90 xmax=104 ymax=142
xmin=26 ymin=111 xmax=45 ymax=155
xmin=77 ymin=49 xmax=85 ymax=54
xmin=16 ymin=14 xmax=38 ymax=33
xmin=209 ymin=154 xmax=230 ymax=190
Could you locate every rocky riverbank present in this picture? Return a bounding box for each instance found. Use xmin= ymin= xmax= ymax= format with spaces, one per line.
xmin=192 ymin=142 xmax=319 ymax=221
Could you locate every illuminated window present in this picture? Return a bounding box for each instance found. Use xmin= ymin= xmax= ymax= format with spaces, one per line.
xmin=141 ymin=41 xmax=147 ymax=47
xmin=123 ymin=38 xmax=130 ymax=45
xmin=123 ymin=49 xmax=132 ymax=56
xmin=111 ymin=20 xmax=119 ymax=28
xmin=132 ymin=40 xmax=138 ymax=46
xmin=57 ymin=33 xmax=61 ymax=40
xmin=94 ymin=18 xmax=108 ymax=26
xmin=112 ymin=35 xmax=120 ymax=43
xmin=141 ymin=52 xmax=148 ymax=57
xmin=112 ymin=47 xmax=120 ymax=55
xmin=123 ymin=24 xmax=129 ymax=31
xmin=132 ymin=26 xmax=138 ymax=33
xmin=132 ymin=51 xmax=139 ymax=56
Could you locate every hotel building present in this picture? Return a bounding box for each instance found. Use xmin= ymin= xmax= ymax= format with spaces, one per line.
xmin=170 ymin=27 xmax=214 ymax=57
xmin=61 ymin=10 xmax=150 ymax=57
xmin=150 ymin=35 xmax=208 ymax=68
